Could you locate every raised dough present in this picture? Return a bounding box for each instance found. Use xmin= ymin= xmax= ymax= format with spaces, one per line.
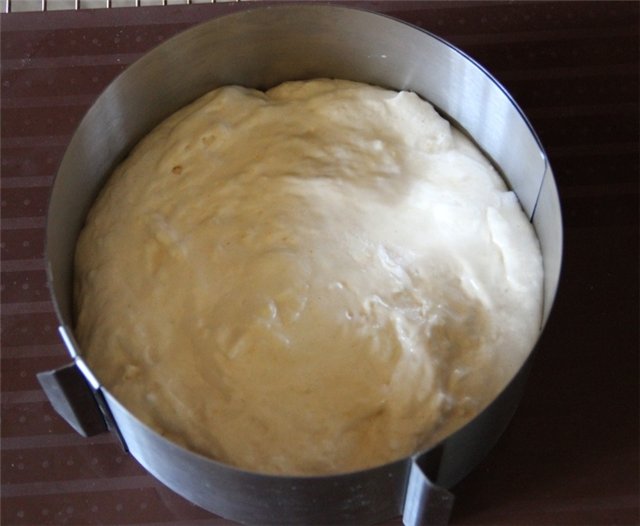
xmin=74 ymin=79 xmax=543 ymax=475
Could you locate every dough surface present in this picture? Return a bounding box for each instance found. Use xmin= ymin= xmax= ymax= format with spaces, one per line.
xmin=75 ymin=79 xmax=543 ymax=475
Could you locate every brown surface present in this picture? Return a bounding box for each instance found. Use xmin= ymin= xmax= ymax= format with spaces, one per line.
xmin=1 ymin=1 xmax=638 ymax=525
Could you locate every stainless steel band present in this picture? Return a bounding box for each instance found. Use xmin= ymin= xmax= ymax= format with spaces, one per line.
xmin=3 ymin=0 xmax=239 ymax=15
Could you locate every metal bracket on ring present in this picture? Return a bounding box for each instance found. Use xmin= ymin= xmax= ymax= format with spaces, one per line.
xmin=36 ymin=326 xmax=129 ymax=452
xmin=402 ymin=447 xmax=455 ymax=526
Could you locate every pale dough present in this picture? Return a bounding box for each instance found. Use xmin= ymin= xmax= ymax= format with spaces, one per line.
xmin=74 ymin=79 xmax=543 ymax=475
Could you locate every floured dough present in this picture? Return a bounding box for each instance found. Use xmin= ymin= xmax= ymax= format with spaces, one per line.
xmin=74 ymin=79 xmax=543 ymax=475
